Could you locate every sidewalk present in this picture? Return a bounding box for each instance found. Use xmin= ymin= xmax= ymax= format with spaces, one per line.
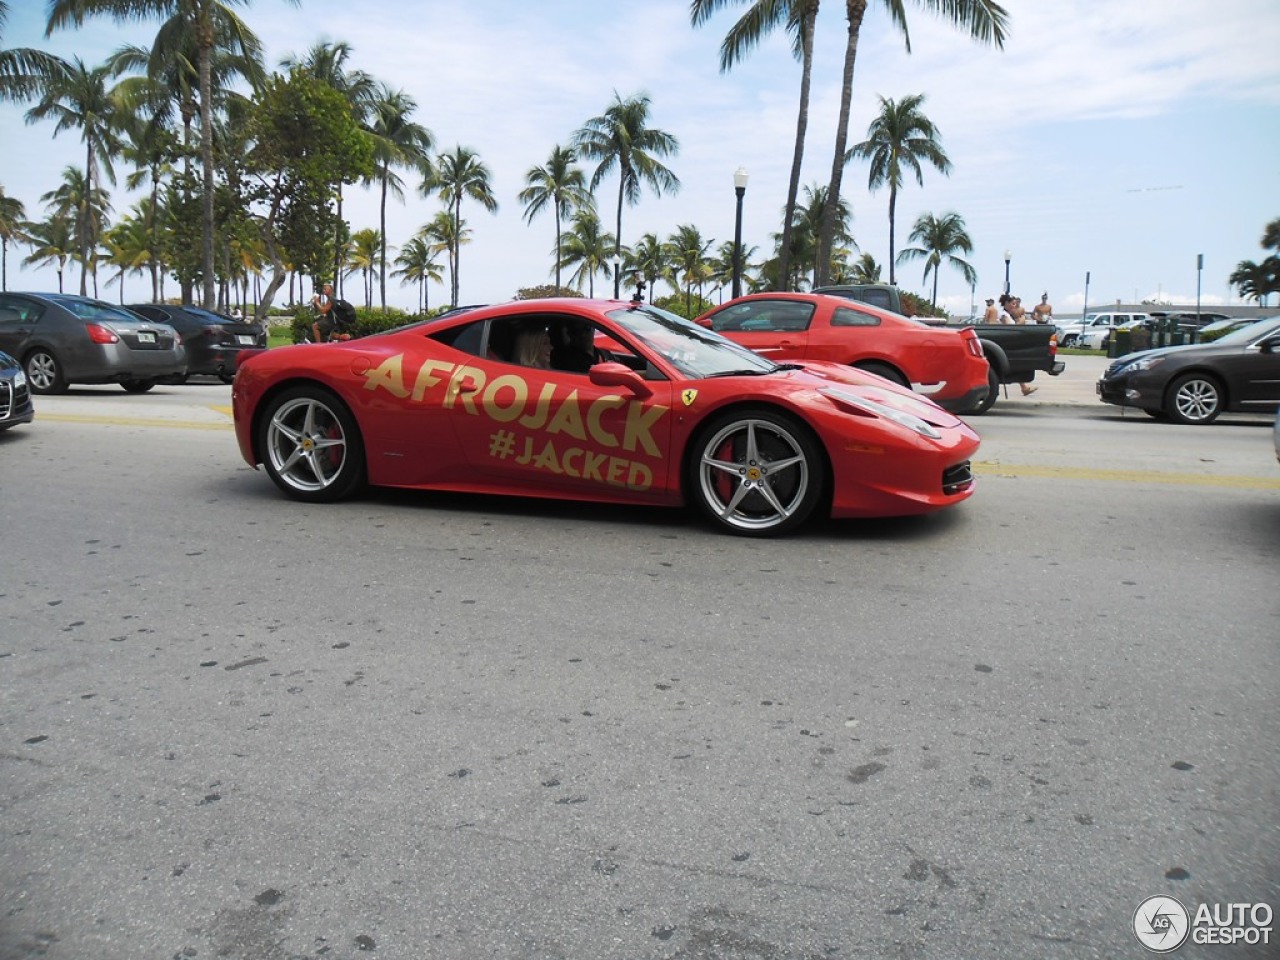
xmin=1001 ymin=353 xmax=1109 ymax=408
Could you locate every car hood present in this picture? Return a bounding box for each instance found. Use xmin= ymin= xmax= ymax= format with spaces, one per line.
xmin=1110 ymin=341 xmax=1236 ymax=367
xmin=769 ymin=360 xmax=965 ymax=429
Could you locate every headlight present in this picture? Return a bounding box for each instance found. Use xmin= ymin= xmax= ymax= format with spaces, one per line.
xmin=14 ymin=370 xmax=26 ymax=389
xmin=819 ymin=385 xmax=941 ymax=439
xmin=1121 ymin=355 xmax=1165 ymax=373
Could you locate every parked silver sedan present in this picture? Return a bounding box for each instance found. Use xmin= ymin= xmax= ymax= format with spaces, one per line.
xmin=0 ymin=292 xmax=186 ymax=394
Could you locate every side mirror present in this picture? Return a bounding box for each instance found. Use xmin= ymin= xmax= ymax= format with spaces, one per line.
xmin=589 ymin=361 xmax=653 ymax=398
xmin=1258 ymin=336 xmax=1280 ymax=355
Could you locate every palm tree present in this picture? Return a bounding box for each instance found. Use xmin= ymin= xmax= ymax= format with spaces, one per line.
xmin=1228 ymin=259 xmax=1278 ymax=306
xmin=423 ymin=146 xmax=497 ymax=308
xmin=281 ymin=40 xmax=376 ymax=298
xmin=557 ymin=209 xmax=615 ymax=298
xmin=393 ymin=235 xmax=444 ymax=314
xmin=519 ymin=145 xmax=592 ymax=292
xmin=22 ymin=213 xmax=75 ymax=292
xmin=0 ymin=185 xmax=26 ymax=290
xmin=1 ymin=0 xmax=67 ymax=102
xmin=39 ymin=165 xmax=113 ymax=296
xmin=345 ymin=227 xmax=380 ymax=307
xmin=668 ymin=224 xmax=714 ymax=314
xmin=627 ymin=232 xmax=670 ymax=302
xmin=419 ymin=210 xmax=466 ymax=307
xmin=364 ymin=84 xmax=433 ymax=311
xmin=846 ymin=92 xmax=950 ymax=286
xmin=691 ymin=0 xmax=817 ymax=292
xmin=848 ymin=251 xmax=882 ymax=283
xmin=23 ymin=56 xmax=122 ymax=295
xmin=47 ymin=0 xmax=289 ymax=310
xmin=100 ymin=213 xmax=152 ymax=303
xmin=815 ymin=0 xmax=1007 ymax=286
xmin=896 ymin=211 xmax=976 ymax=306
xmin=572 ymin=91 xmax=679 ymax=298
xmin=789 ymin=181 xmax=853 ymax=288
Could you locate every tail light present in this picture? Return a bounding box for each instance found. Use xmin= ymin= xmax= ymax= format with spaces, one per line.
xmin=960 ymin=328 xmax=985 ymax=358
xmin=1049 ymin=333 xmax=1058 ymax=357
xmin=86 ymin=323 xmax=120 ymax=344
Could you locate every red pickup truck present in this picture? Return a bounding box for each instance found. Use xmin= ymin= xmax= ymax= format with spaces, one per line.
xmin=695 ymin=292 xmax=990 ymax=413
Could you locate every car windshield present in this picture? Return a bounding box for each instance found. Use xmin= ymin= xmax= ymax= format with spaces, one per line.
xmin=606 ymin=304 xmax=777 ymax=379
xmin=50 ymin=296 xmax=148 ymax=324
xmin=1210 ymin=317 xmax=1280 ymax=346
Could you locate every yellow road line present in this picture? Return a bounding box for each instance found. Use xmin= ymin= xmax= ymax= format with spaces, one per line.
xmin=974 ymin=460 xmax=1280 ymax=490
xmin=35 ymin=412 xmax=232 ymax=432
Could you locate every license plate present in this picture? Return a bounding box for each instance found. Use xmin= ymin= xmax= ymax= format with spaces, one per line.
xmin=137 ymin=332 xmax=156 ymax=344
xmin=237 ymin=335 xmax=254 ymax=345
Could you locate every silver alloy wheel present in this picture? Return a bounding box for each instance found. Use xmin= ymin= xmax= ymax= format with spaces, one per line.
xmin=265 ymin=395 xmax=350 ymax=494
xmin=26 ymin=351 xmax=60 ymax=392
xmin=1171 ymin=376 xmax=1220 ymax=423
xmin=696 ymin=416 xmax=812 ymax=533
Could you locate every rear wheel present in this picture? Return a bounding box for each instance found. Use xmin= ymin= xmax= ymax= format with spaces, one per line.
xmin=257 ymin=385 xmax=366 ymax=502
xmin=121 ymin=378 xmax=157 ymax=393
xmin=854 ymin=362 xmax=908 ymax=387
xmin=25 ymin=349 xmax=67 ymax=394
xmin=1165 ymin=373 xmax=1223 ymax=425
xmin=966 ymin=366 xmax=1001 ymax=415
xmin=687 ymin=408 xmax=824 ymax=537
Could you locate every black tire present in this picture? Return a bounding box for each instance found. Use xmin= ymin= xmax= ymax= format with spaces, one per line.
xmin=1164 ymin=372 xmax=1223 ymax=425
xmin=257 ymin=385 xmax=366 ymax=502
xmin=686 ymin=407 xmax=824 ymax=537
xmin=966 ymin=366 xmax=1001 ymax=415
xmin=1060 ymin=333 xmax=1078 ymax=347
xmin=854 ymin=362 xmax=908 ymax=387
xmin=218 ymin=370 xmax=235 ymax=385
xmin=24 ymin=349 xmax=67 ymax=394
xmin=120 ymin=378 xmax=157 ymax=393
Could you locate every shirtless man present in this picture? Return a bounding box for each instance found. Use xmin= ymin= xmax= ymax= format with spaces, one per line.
xmin=982 ymin=298 xmax=999 ymax=323
xmin=1033 ymin=292 xmax=1053 ymax=324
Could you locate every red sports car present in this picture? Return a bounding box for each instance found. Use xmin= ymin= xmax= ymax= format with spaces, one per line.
xmin=695 ymin=292 xmax=990 ymax=413
xmin=232 ymin=298 xmax=980 ymax=536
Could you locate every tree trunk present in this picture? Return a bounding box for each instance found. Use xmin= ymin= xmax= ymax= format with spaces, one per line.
xmin=777 ymin=4 xmax=816 ymax=292
xmin=379 ymin=173 xmax=388 ymax=310
xmin=817 ymin=0 xmax=867 ymax=287
xmin=198 ymin=42 xmax=216 ymax=310
xmin=888 ymin=184 xmax=898 ymax=285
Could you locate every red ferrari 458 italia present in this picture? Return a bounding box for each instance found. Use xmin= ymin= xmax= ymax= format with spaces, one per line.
xmin=232 ymin=298 xmax=980 ymax=536
xmin=695 ymin=292 xmax=990 ymax=413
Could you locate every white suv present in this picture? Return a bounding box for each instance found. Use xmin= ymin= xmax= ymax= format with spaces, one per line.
xmin=1057 ymin=312 xmax=1151 ymax=349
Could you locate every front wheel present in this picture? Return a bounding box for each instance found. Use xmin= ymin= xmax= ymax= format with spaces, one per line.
xmin=1165 ymin=373 xmax=1223 ymax=425
xmin=25 ymin=349 xmax=67 ymax=394
xmin=257 ymin=385 xmax=366 ymax=502
xmin=121 ymin=378 xmax=157 ymax=393
xmin=687 ymin=408 xmax=824 ymax=537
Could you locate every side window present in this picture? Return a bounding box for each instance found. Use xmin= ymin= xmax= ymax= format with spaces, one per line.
xmin=860 ymin=289 xmax=893 ymax=311
xmin=430 ymin=318 xmax=486 ymax=358
xmin=0 ymin=296 xmax=42 ymax=323
xmin=709 ymin=302 xmax=766 ymax=332
xmin=831 ymin=306 xmax=881 ymax=327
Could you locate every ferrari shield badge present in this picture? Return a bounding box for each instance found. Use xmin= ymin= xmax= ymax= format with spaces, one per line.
xmin=681 ymin=389 xmax=698 ymax=407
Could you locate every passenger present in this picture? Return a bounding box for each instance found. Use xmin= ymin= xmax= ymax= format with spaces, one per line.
xmin=550 ymin=319 xmax=603 ymax=372
xmin=513 ymin=327 xmax=552 ymax=369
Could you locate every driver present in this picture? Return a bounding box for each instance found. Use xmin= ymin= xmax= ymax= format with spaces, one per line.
xmin=550 ymin=318 xmax=604 ymax=373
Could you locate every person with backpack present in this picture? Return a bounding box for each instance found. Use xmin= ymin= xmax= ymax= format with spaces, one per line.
xmin=311 ymin=283 xmax=354 ymax=342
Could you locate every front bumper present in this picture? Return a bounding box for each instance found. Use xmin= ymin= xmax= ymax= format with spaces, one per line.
xmin=0 ymin=377 xmax=34 ymax=429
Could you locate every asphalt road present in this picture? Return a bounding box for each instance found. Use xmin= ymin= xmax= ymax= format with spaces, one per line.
xmin=1 ymin=377 xmax=1277 ymax=960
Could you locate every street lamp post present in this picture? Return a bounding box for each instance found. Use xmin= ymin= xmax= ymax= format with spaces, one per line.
xmin=1196 ymin=253 xmax=1204 ymax=330
xmin=1082 ymin=270 xmax=1091 ymax=324
xmin=610 ymin=251 xmax=621 ymax=300
xmin=732 ymin=167 xmax=748 ymax=300
xmin=1003 ymin=250 xmax=1011 ymax=297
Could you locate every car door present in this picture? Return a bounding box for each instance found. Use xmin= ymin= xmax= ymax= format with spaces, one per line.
xmin=0 ymin=294 xmax=41 ymax=356
xmin=1224 ymin=328 xmax=1280 ymax=407
xmin=430 ymin=313 xmax=677 ymax=501
xmin=704 ymin=299 xmax=814 ymax=359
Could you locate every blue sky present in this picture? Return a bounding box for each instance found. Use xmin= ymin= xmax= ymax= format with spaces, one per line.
xmin=2 ymin=0 xmax=1278 ymax=316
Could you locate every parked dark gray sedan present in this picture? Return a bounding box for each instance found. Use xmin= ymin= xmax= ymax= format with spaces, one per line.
xmin=0 ymin=348 xmax=34 ymax=430
xmin=1097 ymin=317 xmax=1280 ymax=424
xmin=0 ymin=292 xmax=186 ymax=394
xmin=127 ymin=303 xmax=265 ymax=383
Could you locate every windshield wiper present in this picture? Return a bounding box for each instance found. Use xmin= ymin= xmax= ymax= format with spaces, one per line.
xmin=704 ymin=368 xmax=771 ymax=379
xmin=772 ymin=362 xmax=805 ymax=371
